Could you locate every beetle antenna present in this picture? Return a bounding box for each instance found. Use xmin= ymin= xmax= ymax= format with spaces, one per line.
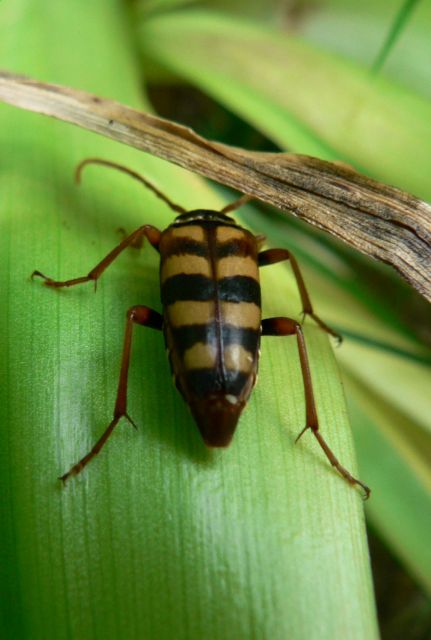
xmin=220 ymin=194 xmax=254 ymax=214
xmin=75 ymin=158 xmax=187 ymax=214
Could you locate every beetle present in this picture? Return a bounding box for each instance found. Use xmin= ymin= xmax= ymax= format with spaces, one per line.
xmin=32 ymin=158 xmax=370 ymax=497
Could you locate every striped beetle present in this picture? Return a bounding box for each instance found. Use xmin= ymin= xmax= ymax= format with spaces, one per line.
xmin=33 ymin=158 xmax=370 ymax=497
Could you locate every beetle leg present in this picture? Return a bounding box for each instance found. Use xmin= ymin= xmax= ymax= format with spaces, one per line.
xmin=32 ymin=225 xmax=161 ymax=290
xmin=59 ymin=305 xmax=163 ymax=483
xmin=117 ymin=226 xmax=145 ymax=250
xmin=261 ymin=317 xmax=370 ymax=498
xmin=258 ymin=248 xmax=341 ymax=343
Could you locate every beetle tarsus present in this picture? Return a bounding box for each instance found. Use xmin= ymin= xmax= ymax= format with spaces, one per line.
xmin=31 ymin=269 xmax=51 ymax=284
xmin=294 ymin=424 xmax=309 ymax=443
xmin=124 ymin=413 xmax=138 ymax=430
xmin=308 ymin=312 xmax=343 ymax=344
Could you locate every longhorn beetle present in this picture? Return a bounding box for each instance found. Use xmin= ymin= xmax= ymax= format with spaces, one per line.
xmin=32 ymin=158 xmax=370 ymax=498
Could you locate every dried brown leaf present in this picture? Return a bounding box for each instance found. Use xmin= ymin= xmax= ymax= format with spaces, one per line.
xmin=0 ymin=70 xmax=430 ymax=301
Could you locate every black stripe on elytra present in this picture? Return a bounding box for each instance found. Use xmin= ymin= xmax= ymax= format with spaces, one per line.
xmin=219 ymin=276 xmax=261 ymax=306
xmin=171 ymin=324 xmax=260 ymax=357
xmin=185 ymin=368 xmax=250 ymax=397
xmin=163 ymin=237 xmax=208 ymax=258
xmin=162 ymin=274 xmax=215 ymax=305
xmin=217 ymin=239 xmax=256 ymax=259
xmin=162 ymin=274 xmax=261 ymax=306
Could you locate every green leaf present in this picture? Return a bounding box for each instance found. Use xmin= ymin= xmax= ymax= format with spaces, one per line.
xmin=0 ymin=1 xmax=378 ymax=639
xmin=138 ymin=9 xmax=431 ymax=199
xmin=292 ymin=0 xmax=431 ymax=100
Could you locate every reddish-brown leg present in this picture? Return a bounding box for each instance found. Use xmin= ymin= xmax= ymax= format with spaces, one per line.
xmin=259 ymin=248 xmax=341 ymax=342
xmin=262 ymin=316 xmax=370 ymax=498
xmin=59 ymin=305 xmax=163 ymax=483
xmin=117 ymin=227 xmax=145 ymax=250
xmin=32 ymin=225 xmax=161 ymax=290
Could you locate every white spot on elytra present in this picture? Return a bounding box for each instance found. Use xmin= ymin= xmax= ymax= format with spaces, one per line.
xmin=225 ymin=394 xmax=238 ymax=405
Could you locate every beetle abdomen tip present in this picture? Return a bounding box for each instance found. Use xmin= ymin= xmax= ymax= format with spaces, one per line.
xmin=190 ymin=394 xmax=245 ymax=448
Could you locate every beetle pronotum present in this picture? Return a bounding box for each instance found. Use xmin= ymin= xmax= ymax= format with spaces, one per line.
xmin=32 ymin=158 xmax=370 ymax=498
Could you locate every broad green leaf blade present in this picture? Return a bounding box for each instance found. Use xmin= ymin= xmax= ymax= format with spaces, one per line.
xmin=0 ymin=1 xmax=378 ymax=639
xmin=138 ymin=9 xmax=431 ymax=199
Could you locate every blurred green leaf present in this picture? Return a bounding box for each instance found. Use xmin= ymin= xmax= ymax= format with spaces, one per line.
xmin=291 ymin=0 xmax=431 ymax=100
xmin=139 ymin=9 xmax=431 ymax=199
xmin=196 ymin=0 xmax=431 ymax=100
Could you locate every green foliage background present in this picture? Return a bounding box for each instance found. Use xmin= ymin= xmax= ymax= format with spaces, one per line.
xmin=1 ymin=0 xmax=430 ymax=638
